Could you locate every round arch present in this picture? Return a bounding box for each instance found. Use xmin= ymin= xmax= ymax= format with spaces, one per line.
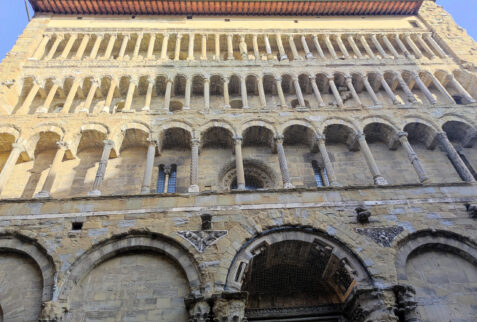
xmin=278 ymin=119 xmax=318 ymax=137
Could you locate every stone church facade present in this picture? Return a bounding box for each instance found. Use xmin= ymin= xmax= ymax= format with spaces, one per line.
xmin=0 ymin=0 xmax=476 ymax=321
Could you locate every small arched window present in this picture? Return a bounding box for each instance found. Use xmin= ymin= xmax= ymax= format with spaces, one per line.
xmin=312 ymin=160 xmax=329 ymax=187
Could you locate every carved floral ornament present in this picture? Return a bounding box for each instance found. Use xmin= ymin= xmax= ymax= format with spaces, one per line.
xmin=178 ymin=230 xmax=228 ymax=253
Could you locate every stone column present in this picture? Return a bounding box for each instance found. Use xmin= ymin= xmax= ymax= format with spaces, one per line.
xmin=163 ymin=166 xmax=171 ymax=193
xmin=118 ymin=34 xmax=130 ymax=59
xmin=252 ymin=34 xmax=260 ymax=60
xmin=423 ymin=33 xmax=447 ymax=58
xmin=223 ymin=77 xmax=230 ymax=108
xmin=447 ymin=74 xmax=476 ymax=103
xmin=382 ymin=34 xmax=401 ymax=58
xmin=80 ymin=79 xmax=99 ymax=113
xmin=61 ymin=79 xmax=81 ymax=114
xmin=234 ymin=136 xmax=246 ymax=190
xmin=204 ymin=78 xmax=210 ymax=110
xmin=143 ymin=77 xmax=154 ymax=111
xmin=264 ymin=34 xmax=274 ymax=59
xmin=328 ymin=76 xmax=344 ymax=108
xmin=395 ymin=73 xmax=418 ymax=104
xmin=89 ymin=140 xmax=114 ymax=196
xmin=189 ymin=138 xmax=200 ymax=193
xmin=147 ymin=33 xmax=156 ymax=59
xmin=184 ymin=76 xmax=192 ymax=109
xmin=371 ymin=34 xmax=390 ymax=59
xmin=215 ymin=33 xmax=221 ymax=60
xmin=292 ymin=76 xmax=306 ymax=107
xmin=312 ymin=35 xmax=325 ymax=59
xmin=37 ymin=82 xmax=59 ymax=113
xmin=275 ymin=77 xmax=288 ymax=108
xmin=397 ymin=132 xmax=429 ymax=183
xmin=240 ymin=76 xmax=248 ymax=108
xmin=360 ymin=35 xmax=376 ymax=59
xmin=239 ymin=35 xmax=248 ymax=60
xmin=411 ymin=72 xmax=437 ymax=104
xmin=89 ymin=34 xmax=103 ymax=59
xmin=103 ymin=78 xmax=118 ymax=113
xmin=33 ymin=34 xmax=51 ymax=59
xmin=301 ymin=35 xmax=313 ymax=59
xmin=335 ymin=34 xmax=350 ymax=58
xmin=316 ymin=134 xmax=339 ymax=186
xmin=174 ymin=33 xmax=182 ymax=60
xmin=310 ymin=76 xmax=325 ymax=107
xmin=347 ymin=35 xmax=363 ymax=58
xmin=227 ymin=34 xmax=234 ymax=60
xmin=404 ymin=34 xmax=423 ymax=59
xmin=275 ymin=135 xmax=294 ymax=189
xmin=133 ymin=33 xmax=144 ymax=59
xmin=161 ymin=33 xmax=170 ymax=60
xmin=415 ymin=33 xmax=436 ymax=59
xmin=362 ymin=75 xmax=380 ymax=106
xmin=200 ymin=34 xmax=207 ymax=60
xmin=437 ymin=132 xmax=475 ymax=182
xmin=0 ymin=143 xmax=25 ymax=195
xmin=141 ymin=140 xmax=157 ymax=194
xmin=18 ymin=81 xmax=41 ymax=114
xmin=429 ymin=74 xmax=455 ymax=104
xmin=345 ymin=75 xmax=363 ymax=107
xmin=59 ymin=34 xmax=78 ymax=59
xmin=257 ymin=75 xmax=267 ymax=107
xmin=103 ymin=34 xmax=117 ymax=59
xmin=35 ymin=141 xmax=68 ymax=198
xmin=324 ymin=34 xmax=338 ymax=59
xmin=394 ymin=34 xmax=413 ymax=58
xmin=46 ymin=35 xmax=63 ymax=60
xmin=288 ymin=35 xmax=302 ymax=60
xmin=164 ymin=78 xmax=173 ymax=111
xmin=276 ymin=34 xmax=288 ymax=61
xmin=378 ymin=73 xmax=400 ymax=105
xmin=357 ymin=133 xmax=388 ymax=185
xmin=75 ymin=34 xmax=91 ymax=60
xmin=122 ymin=79 xmax=137 ymax=112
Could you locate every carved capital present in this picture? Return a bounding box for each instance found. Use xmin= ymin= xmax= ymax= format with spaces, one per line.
xmin=274 ymin=135 xmax=284 ymax=144
xmin=39 ymin=301 xmax=68 ymax=322
xmin=212 ymin=293 xmax=248 ymax=322
xmin=233 ymin=136 xmax=243 ymax=144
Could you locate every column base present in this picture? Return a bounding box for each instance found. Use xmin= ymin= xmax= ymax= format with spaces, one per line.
xmin=283 ymin=183 xmax=295 ymax=189
xmin=305 ymin=53 xmax=314 ymax=59
xmin=36 ymin=107 xmax=48 ymax=114
xmin=279 ymin=55 xmax=289 ymax=62
xmin=237 ymin=183 xmax=246 ymax=190
xmin=374 ymin=176 xmax=388 ymax=185
xmin=223 ymin=105 xmax=231 ymax=109
xmin=88 ymin=190 xmax=101 ymax=197
xmin=188 ymin=185 xmax=200 ymax=193
xmin=420 ymin=177 xmax=430 ymax=184
xmin=330 ymin=181 xmax=342 ymax=187
xmin=78 ymin=108 xmax=89 ymax=114
xmin=141 ymin=187 xmax=150 ymax=194
xmin=34 ymin=191 xmax=51 ymax=199
xmin=183 ymin=106 xmax=190 ymax=110
xmin=142 ymin=106 xmax=150 ymax=111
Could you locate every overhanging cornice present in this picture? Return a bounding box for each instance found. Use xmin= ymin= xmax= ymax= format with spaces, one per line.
xmin=28 ymin=0 xmax=425 ymax=16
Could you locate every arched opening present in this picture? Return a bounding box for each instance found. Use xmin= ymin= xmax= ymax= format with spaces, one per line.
xmin=220 ymin=159 xmax=276 ymax=191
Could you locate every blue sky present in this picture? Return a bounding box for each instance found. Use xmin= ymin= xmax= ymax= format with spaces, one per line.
xmin=0 ymin=0 xmax=476 ymax=60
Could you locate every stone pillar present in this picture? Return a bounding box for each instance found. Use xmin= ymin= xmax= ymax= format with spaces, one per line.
xmin=141 ymin=140 xmax=157 ymax=194
xmin=447 ymin=74 xmax=476 ymax=103
xmin=147 ymin=33 xmax=156 ymax=59
xmin=362 ymin=75 xmax=380 ymax=106
xmin=103 ymin=78 xmax=118 ymax=113
xmin=423 ymin=33 xmax=447 ymax=58
xmin=275 ymin=135 xmax=294 ymax=189
xmin=276 ymin=33 xmax=288 ymax=61
xmin=394 ymin=285 xmax=419 ymax=322
xmin=164 ymin=79 xmax=173 ymax=111
xmin=33 ymin=34 xmax=51 ymax=59
xmin=252 ymin=34 xmax=260 ymax=60
xmin=133 ymin=33 xmax=144 ymax=59
xmin=429 ymin=74 xmax=455 ymax=104
xmin=257 ymin=75 xmax=267 ymax=107
xmin=187 ymin=34 xmax=195 ymax=59
xmin=239 ymin=35 xmax=248 ymax=60
xmin=312 ymin=35 xmax=325 ymax=59
xmin=89 ymin=34 xmax=103 ymax=59
xmin=288 ymin=35 xmax=302 ymax=60
xmin=227 ymin=34 xmax=234 ymax=60
xmin=189 ymin=138 xmax=200 ymax=193
xmin=415 ymin=33 xmax=436 ymax=59
xmin=310 ymin=76 xmax=325 ymax=107
xmin=324 ymin=34 xmax=338 ymax=59
xmin=37 ymin=83 xmax=59 ymax=113
xmin=394 ymin=34 xmax=413 ymax=58
xmin=275 ymin=77 xmax=288 ymax=108
xmin=143 ymin=77 xmax=154 ymax=111
xmin=397 ymin=132 xmax=429 ymax=183
xmin=411 ymin=72 xmax=437 ymax=104
xmin=80 ymin=79 xmax=99 ymax=113
xmin=61 ymin=79 xmax=81 ymax=114
xmin=204 ymin=78 xmax=210 ymax=110
xmin=233 ymin=136 xmax=246 ymax=190
xmin=46 ymin=35 xmax=64 ymax=60
xmin=316 ymin=134 xmax=339 ymax=186
xmin=240 ymin=76 xmax=248 ymax=108
xmin=122 ymin=79 xmax=137 ymax=112
xmin=200 ymin=34 xmax=207 ymax=60
xmin=18 ymin=81 xmax=41 ymax=114
xmin=184 ymin=76 xmax=192 ymax=109
xmin=360 ymin=35 xmax=376 ymax=59
xmin=215 ymin=33 xmax=221 ymax=60
xmin=35 ymin=141 xmax=68 ymax=198
xmin=437 ymin=132 xmax=475 ymax=182
xmin=163 ymin=166 xmax=171 ymax=193
xmin=345 ymin=75 xmax=363 ymax=107
xmin=174 ymin=33 xmax=183 ymax=60
xmin=328 ymin=76 xmax=344 ymax=108
xmin=292 ymin=76 xmax=306 ymax=107
xmin=160 ymin=33 xmax=170 ymax=60
xmin=382 ymin=34 xmax=401 ymax=58
xmin=264 ymin=34 xmax=274 ymax=59
xmin=404 ymin=34 xmax=423 ymax=58
xmin=395 ymin=73 xmax=418 ymax=104
xmin=378 ymin=73 xmax=400 ymax=105
xmin=59 ymin=34 xmax=78 ymax=59
xmin=301 ymin=35 xmax=313 ymax=59
xmin=103 ymin=34 xmax=117 ymax=59
xmin=89 ymin=140 xmax=114 ymax=196
xmin=75 ymin=34 xmax=91 ymax=60
xmin=118 ymin=34 xmax=130 ymax=59
xmin=335 ymin=34 xmax=350 ymax=58
xmin=0 ymin=143 xmax=25 ymax=195
xmin=347 ymin=35 xmax=363 ymax=58
xmin=357 ymin=133 xmax=388 ymax=185
xmin=371 ymin=34 xmax=390 ymax=59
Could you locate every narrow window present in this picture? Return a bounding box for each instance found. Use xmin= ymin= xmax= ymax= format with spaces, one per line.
xmin=312 ymin=160 xmax=329 ymax=187
xmin=167 ymin=165 xmax=177 ymax=193
xmin=156 ymin=165 xmax=166 ymax=193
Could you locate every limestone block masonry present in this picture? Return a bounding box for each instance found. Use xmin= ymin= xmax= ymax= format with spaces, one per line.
xmin=0 ymin=0 xmax=476 ymax=321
